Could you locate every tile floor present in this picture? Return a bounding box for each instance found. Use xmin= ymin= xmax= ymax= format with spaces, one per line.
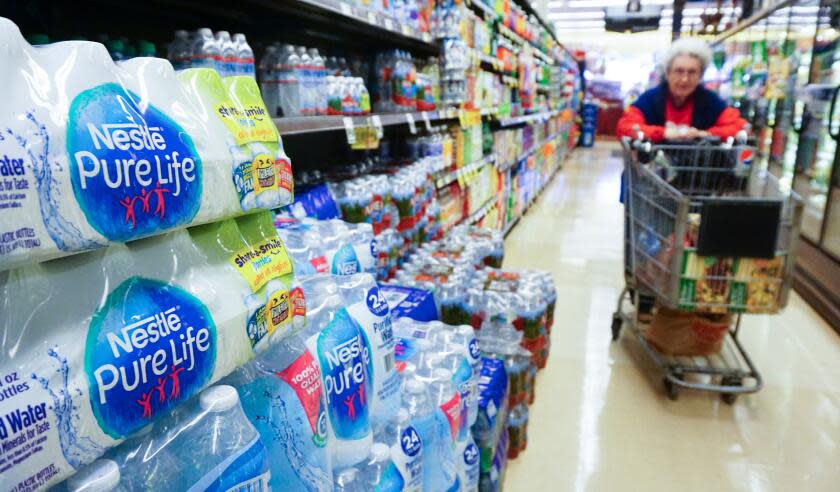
xmin=502 ymin=141 xmax=840 ymax=492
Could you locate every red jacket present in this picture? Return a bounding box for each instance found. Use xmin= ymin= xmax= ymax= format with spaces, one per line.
xmin=616 ymin=87 xmax=746 ymax=142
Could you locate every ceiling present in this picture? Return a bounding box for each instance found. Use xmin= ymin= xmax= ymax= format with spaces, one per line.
xmin=547 ymin=1 xmax=822 ymax=34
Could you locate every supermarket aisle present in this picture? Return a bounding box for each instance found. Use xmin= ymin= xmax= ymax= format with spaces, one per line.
xmin=502 ymin=141 xmax=840 ymax=491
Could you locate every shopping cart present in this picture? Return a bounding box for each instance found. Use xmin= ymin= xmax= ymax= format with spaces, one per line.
xmin=612 ymin=136 xmax=803 ymax=403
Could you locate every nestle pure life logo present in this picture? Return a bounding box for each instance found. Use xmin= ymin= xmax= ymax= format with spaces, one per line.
xmin=85 ymin=277 xmax=216 ymax=438
xmin=312 ymin=308 xmax=372 ymax=440
xmin=67 ymin=83 xmax=202 ymax=242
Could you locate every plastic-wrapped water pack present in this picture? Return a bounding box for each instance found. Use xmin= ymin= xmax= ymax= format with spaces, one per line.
xmin=0 ymin=211 xmax=298 ymax=490
xmin=0 ymin=17 xmax=292 ymax=271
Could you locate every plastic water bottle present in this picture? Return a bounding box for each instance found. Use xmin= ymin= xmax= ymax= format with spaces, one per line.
xmin=375 ymin=408 xmax=423 ymax=492
xmin=215 ymin=31 xmax=236 ymax=77
xmin=277 ymin=44 xmax=299 ymax=117
xmin=403 ymin=378 xmax=458 ymax=492
xmin=65 ymin=459 xmax=126 ymax=492
xmin=334 ymin=467 xmax=366 ymax=492
xmin=297 ymin=46 xmax=314 ymax=116
xmin=304 ymin=283 xmax=374 ymax=467
xmin=182 ymin=385 xmax=271 ymax=490
xmin=169 ymin=29 xmax=191 ymax=69
xmin=226 ymin=275 xmax=335 ymax=492
xmin=359 ymin=443 xmax=405 ymax=491
xmin=455 ymin=431 xmax=480 ymax=492
xmin=191 ymin=28 xmax=218 ymax=69
xmin=308 ymin=48 xmax=327 ymax=115
xmin=104 ymin=425 xmax=180 ymax=491
xmin=337 ymin=274 xmax=400 ymax=423
xmin=259 ymin=45 xmax=279 ymax=117
xmin=234 ymin=33 xmax=255 ymax=76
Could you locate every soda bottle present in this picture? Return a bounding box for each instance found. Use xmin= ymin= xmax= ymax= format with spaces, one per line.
xmin=215 ymin=30 xmax=236 ymax=77
xmin=181 ymin=385 xmax=271 ymax=490
xmin=225 ymin=275 xmax=335 ymax=491
xmin=191 ymin=28 xmax=218 ymax=69
xmin=374 ymin=409 xmax=423 ymax=492
xmin=169 ymin=30 xmax=191 ymax=69
xmin=234 ymin=33 xmax=255 ymax=76
xmin=65 ymin=459 xmax=126 ymax=492
xmin=359 ymin=443 xmax=404 ymax=491
xmin=107 ymin=39 xmax=126 ymax=61
xmin=357 ymin=77 xmax=371 ymax=115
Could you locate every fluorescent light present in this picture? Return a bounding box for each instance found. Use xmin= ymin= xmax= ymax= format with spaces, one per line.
xmin=547 ymin=10 xmax=606 ymax=20
xmin=551 ymin=0 xmax=670 ymax=8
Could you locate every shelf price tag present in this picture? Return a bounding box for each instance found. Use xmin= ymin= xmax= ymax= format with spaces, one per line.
xmin=405 ymin=113 xmax=417 ymax=134
xmin=340 ymin=2 xmax=352 ymax=15
xmin=384 ymin=17 xmax=394 ymax=30
xmin=367 ymin=11 xmax=377 ymax=24
xmin=343 ymin=116 xmax=356 ymax=145
xmin=421 ymin=111 xmax=432 ymax=131
xmin=370 ymin=115 xmax=384 ymax=139
xmin=402 ymin=25 xmax=411 ymax=36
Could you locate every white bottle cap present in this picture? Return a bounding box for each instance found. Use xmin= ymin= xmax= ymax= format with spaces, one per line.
xmin=200 ymin=385 xmax=239 ymax=412
xmin=405 ymin=378 xmax=426 ymax=394
xmin=66 ymin=459 xmax=120 ymax=492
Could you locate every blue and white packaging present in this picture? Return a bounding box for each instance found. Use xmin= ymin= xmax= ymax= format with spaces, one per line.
xmin=379 ymin=284 xmax=439 ymax=322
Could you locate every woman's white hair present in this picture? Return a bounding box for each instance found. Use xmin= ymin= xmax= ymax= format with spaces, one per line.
xmin=664 ymin=37 xmax=712 ymax=73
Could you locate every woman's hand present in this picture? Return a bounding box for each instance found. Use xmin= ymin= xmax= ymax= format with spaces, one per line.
xmin=664 ymin=124 xmax=709 ymax=140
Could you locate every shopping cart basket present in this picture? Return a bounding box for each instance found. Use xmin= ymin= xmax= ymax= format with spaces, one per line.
xmin=612 ymin=137 xmax=803 ymax=403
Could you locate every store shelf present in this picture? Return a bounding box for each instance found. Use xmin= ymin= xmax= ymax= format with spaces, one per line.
xmin=502 ymin=214 xmax=521 ymax=237
xmin=275 ymin=109 xmax=458 ymax=136
xmin=466 ymin=0 xmax=497 ymax=20
xmin=496 ymin=109 xmax=560 ymax=128
xmin=435 ymin=153 xmax=496 ymax=189
xmin=709 ymin=0 xmax=796 ymax=46
xmin=464 ymin=196 xmax=499 ymax=225
xmin=496 ymin=132 xmax=560 ymax=173
xmin=290 ymin=0 xmax=436 ymax=46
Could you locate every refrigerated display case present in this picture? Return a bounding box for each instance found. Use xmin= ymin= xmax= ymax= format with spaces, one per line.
xmin=713 ymin=0 xmax=840 ymax=333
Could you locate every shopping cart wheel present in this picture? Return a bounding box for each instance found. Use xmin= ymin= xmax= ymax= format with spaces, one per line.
xmin=720 ymin=376 xmax=742 ymax=405
xmin=663 ymin=378 xmax=679 ymax=400
xmin=611 ymin=314 xmax=622 ymax=341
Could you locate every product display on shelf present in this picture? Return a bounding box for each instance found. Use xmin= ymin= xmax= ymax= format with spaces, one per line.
xmin=0 ymin=0 xmax=578 ymax=487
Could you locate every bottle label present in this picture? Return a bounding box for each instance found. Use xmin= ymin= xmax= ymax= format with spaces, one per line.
xmin=229 ymin=237 xmax=293 ymax=292
xmin=389 ymin=425 xmax=422 ymax=492
xmin=374 ymin=461 xmax=406 ymax=492
xmin=252 ymin=153 xmax=277 ymax=195
xmin=306 ymin=308 xmax=372 ymax=440
xmin=439 ymin=394 xmax=461 ymax=442
xmin=346 ymin=283 xmax=399 ymax=419
xmin=276 ymin=350 xmax=329 ymax=448
xmin=245 ymin=287 xmax=294 ymax=348
xmin=187 ymin=434 xmax=271 ymax=492
xmin=329 ymin=243 xmax=360 ymax=276
xmin=221 ymin=76 xmax=279 ymax=145
xmin=67 ymin=83 xmax=203 ymax=242
xmin=85 ymin=277 xmax=217 ymax=438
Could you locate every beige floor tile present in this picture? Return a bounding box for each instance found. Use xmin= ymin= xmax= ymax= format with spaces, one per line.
xmin=502 ymin=142 xmax=840 ymax=492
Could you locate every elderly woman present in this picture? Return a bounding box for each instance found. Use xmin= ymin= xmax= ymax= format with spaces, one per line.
xmin=616 ymin=38 xmax=746 ymax=141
